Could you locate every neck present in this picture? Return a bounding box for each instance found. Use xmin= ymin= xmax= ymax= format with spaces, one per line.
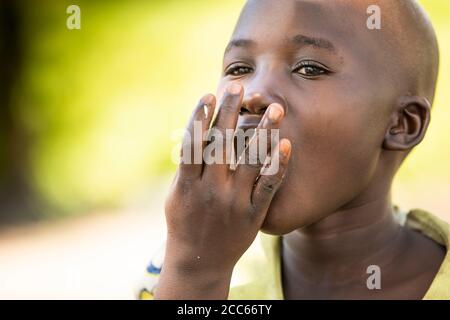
xmin=282 ymin=192 xmax=406 ymax=287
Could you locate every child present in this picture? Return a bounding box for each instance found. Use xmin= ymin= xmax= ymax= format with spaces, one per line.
xmin=138 ymin=0 xmax=449 ymax=299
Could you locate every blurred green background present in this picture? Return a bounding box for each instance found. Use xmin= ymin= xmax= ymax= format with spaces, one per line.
xmin=0 ymin=0 xmax=449 ymax=223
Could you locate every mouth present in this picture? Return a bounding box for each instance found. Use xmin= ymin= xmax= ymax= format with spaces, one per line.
xmin=237 ymin=115 xmax=263 ymax=131
xmin=235 ymin=115 xmax=262 ymax=153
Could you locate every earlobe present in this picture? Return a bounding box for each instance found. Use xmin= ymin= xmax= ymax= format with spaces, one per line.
xmin=383 ymin=96 xmax=431 ymax=151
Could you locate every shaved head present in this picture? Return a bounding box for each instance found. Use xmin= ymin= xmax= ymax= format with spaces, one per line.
xmin=363 ymin=0 xmax=439 ymax=104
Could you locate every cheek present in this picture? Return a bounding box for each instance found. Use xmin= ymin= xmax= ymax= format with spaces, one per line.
xmin=261 ymin=101 xmax=385 ymax=234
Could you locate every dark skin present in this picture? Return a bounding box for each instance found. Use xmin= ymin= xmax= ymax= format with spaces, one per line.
xmin=155 ymin=0 xmax=444 ymax=300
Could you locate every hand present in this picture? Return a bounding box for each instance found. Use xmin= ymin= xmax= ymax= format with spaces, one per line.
xmin=155 ymin=83 xmax=292 ymax=299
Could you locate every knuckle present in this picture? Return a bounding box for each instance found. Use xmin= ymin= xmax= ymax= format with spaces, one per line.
xmin=203 ymin=185 xmax=226 ymax=208
xmin=203 ymin=187 xmax=216 ymax=205
xmin=222 ymin=92 xmax=239 ymax=103
xmin=217 ymin=104 xmax=235 ymax=117
xmin=246 ymin=202 xmax=258 ymax=216
xmin=175 ymin=177 xmax=195 ymax=195
xmin=262 ymin=183 xmax=276 ymax=194
xmin=260 ymin=175 xmax=282 ymax=193
xmin=220 ymin=102 xmax=236 ymax=113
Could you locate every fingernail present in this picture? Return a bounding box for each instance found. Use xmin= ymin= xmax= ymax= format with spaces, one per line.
xmin=202 ymin=95 xmax=215 ymax=119
xmin=280 ymin=140 xmax=291 ymax=157
xmin=268 ymin=104 xmax=283 ymax=122
xmin=227 ymin=83 xmax=242 ymax=95
xmin=203 ymin=94 xmax=215 ymax=105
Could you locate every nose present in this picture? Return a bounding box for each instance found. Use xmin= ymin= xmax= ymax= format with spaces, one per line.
xmin=235 ymin=70 xmax=287 ymax=131
xmin=241 ymin=92 xmax=270 ymax=115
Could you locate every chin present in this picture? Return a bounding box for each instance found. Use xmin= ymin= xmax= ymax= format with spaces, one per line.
xmin=259 ymin=191 xmax=327 ymax=236
xmin=259 ymin=204 xmax=304 ymax=236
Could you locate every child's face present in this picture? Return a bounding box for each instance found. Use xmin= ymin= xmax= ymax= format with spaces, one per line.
xmin=217 ymin=0 xmax=400 ymax=234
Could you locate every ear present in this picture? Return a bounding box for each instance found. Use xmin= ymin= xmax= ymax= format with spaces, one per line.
xmin=383 ymin=96 xmax=431 ymax=151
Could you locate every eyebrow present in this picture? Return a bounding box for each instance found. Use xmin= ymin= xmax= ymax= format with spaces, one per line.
xmin=224 ymin=38 xmax=257 ymax=54
xmin=289 ymin=34 xmax=336 ymax=52
xmin=224 ymin=34 xmax=336 ymax=55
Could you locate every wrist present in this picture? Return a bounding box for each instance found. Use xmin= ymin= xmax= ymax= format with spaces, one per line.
xmin=164 ymin=239 xmax=236 ymax=276
xmin=155 ymin=261 xmax=233 ymax=300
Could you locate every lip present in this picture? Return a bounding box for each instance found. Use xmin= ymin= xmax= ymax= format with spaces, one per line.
xmin=237 ymin=115 xmax=263 ymax=130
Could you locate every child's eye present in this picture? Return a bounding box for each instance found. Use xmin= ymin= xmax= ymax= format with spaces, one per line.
xmin=293 ymin=61 xmax=330 ymax=78
xmin=225 ymin=64 xmax=253 ymax=77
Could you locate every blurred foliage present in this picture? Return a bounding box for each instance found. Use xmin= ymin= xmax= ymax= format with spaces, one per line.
xmin=12 ymin=0 xmax=244 ymax=215
xmin=2 ymin=0 xmax=449 ymax=217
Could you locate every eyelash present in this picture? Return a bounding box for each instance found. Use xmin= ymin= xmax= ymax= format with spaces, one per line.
xmin=225 ymin=64 xmax=253 ymax=77
xmin=293 ymin=61 xmax=330 ymax=78
xmin=224 ymin=60 xmax=331 ymax=78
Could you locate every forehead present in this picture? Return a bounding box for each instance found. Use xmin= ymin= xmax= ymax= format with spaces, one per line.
xmin=230 ymin=0 xmax=370 ymax=54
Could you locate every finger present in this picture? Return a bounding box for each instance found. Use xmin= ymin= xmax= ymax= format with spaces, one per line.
xmin=251 ymin=139 xmax=291 ymax=218
xmin=204 ymin=83 xmax=243 ymax=177
xmin=233 ymin=103 xmax=285 ymax=187
xmin=178 ymin=94 xmax=216 ymax=180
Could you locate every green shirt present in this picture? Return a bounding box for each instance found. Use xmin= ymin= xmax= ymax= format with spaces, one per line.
xmin=228 ymin=208 xmax=450 ymax=300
